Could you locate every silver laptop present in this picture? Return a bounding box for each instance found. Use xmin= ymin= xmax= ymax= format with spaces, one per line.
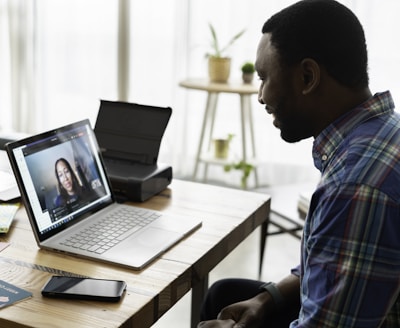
xmin=0 ymin=150 xmax=20 ymax=201
xmin=6 ymin=119 xmax=201 ymax=270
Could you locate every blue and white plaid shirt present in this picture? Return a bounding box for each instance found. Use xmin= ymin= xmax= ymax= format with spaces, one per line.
xmin=291 ymin=91 xmax=400 ymax=327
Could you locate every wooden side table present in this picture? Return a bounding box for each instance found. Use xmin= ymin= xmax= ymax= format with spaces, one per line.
xmin=179 ymin=78 xmax=260 ymax=188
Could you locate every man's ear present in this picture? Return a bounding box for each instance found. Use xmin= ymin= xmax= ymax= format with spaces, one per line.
xmin=301 ymin=58 xmax=320 ymax=95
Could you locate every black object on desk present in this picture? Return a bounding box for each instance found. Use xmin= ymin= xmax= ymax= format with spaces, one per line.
xmin=94 ymin=100 xmax=173 ymax=202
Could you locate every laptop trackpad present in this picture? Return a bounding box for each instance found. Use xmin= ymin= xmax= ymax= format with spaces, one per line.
xmin=110 ymin=227 xmax=180 ymax=256
xmin=104 ymin=227 xmax=182 ymax=269
xmin=134 ymin=227 xmax=180 ymax=248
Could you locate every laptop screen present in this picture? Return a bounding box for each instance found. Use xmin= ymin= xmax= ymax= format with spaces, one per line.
xmin=7 ymin=120 xmax=113 ymax=240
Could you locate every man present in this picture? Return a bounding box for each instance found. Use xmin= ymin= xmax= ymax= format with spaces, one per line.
xmin=198 ymin=0 xmax=400 ymax=327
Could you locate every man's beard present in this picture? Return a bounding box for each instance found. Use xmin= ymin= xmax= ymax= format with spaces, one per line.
xmin=273 ymin=102 xmax=314 ymax=143
xmin=279 ymin=118 xmax=313 ymax=143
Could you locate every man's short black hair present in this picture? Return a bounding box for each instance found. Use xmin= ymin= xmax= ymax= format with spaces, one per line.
xmin=262 ymin=0 xmax=369 ymax=89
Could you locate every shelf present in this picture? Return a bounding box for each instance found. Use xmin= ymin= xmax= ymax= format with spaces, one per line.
xmin=180 ymin=78 xmax=259 ymax=187
xmin=199 ymin=153 xmax=258 ymax=166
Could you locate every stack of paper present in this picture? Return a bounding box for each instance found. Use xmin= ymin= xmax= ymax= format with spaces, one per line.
xmin=0 ymin=203 xmax=20 ymax=233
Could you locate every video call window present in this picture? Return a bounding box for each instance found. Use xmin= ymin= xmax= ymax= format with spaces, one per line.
xmin=24 ymin=129 xmax=107 ymax=222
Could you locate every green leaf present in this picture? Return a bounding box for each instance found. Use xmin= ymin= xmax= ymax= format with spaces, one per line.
xmin=208 ymin=23 xmax=245 ymax=58
xmin=219 ymin=29 xmax=246 ymax=55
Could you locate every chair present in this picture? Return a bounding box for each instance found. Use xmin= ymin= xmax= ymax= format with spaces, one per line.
xmin=257 ymin=182 xmax=314 ymax=278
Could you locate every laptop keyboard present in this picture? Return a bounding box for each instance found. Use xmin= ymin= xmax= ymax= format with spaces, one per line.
xmin=60 ymin=206 xmax=161 ymax=254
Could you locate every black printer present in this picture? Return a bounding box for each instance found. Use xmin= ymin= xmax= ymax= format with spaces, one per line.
xmin=94 ymin=100 xmax=173 ymax=202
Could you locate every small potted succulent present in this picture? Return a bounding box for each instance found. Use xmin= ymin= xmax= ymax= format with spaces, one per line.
xmin=241 ymin=61 xmax=255 ymax=83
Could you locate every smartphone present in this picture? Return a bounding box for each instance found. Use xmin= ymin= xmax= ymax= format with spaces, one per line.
xmin=41 ymin=276 xmax=127 ymax=302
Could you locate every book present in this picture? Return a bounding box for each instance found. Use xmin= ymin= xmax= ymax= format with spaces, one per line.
xmin=0 ymin=280 xmax=32 ymax=309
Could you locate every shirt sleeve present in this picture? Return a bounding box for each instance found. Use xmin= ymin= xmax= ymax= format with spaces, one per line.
xmin=296 ymin=184 xmax=400 ymax=327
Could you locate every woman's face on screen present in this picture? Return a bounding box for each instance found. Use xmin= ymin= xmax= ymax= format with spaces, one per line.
xmin=56 ymin=160 xmax=74 ymax=195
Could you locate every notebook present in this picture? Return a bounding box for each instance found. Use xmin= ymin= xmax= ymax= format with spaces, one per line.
xmin=5 ymin=119 xmax=202 ymax=270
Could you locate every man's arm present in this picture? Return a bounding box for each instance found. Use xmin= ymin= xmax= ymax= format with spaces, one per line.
xmin=298 ymin=184 xmax=400 ymax=327
xmin=198 ymin=274 xmax=300 ymax=328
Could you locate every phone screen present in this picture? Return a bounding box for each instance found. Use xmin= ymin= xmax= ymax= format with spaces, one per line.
xmin=41 ymin=276 xmax=127 ymax=302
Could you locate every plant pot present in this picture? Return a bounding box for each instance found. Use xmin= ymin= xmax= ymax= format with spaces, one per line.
xmin=242 ymin=72 xmax=254 ymax=84
xmin=208 ymin=57 xmax=231 ymax=83
xmin=213 ymin=138 xmax=230 ymax=159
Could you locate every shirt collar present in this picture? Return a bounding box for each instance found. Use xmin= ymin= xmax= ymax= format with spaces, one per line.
xmin=312 ymin=91 xmax=395 ymax=172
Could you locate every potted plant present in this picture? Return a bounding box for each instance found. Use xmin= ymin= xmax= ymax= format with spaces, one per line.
xmin=213 ymin=133 xmax=234 ymax=159
xmin=207 ymin=23 xmax=245 ymax=83
xmin=241 ymin=61 xmax=255 ymax=83
xmin=224 ymin=160 xmax=254 ymax=189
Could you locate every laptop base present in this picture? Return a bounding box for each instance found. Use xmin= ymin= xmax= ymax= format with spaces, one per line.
xmin=104 ymin=160 xmax=172 ymax=202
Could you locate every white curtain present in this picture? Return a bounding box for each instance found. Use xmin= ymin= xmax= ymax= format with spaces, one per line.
xmin=0 ymin=0 xmax=36 ymax=133
xmin=1 ymin=0 xmax=400 ymax=187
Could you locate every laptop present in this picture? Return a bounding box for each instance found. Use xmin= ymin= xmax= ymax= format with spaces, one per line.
xmin=0 ymin=150 xmax=20 ymax=201
xmin=6 ymin=119 xmax=202 ymax=270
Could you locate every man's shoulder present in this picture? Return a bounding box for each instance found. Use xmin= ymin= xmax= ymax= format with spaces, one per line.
xmin=346 ymin=108 xmax=400 ymax=148
xmin=327 ymin=112 xmax=400 ymax=198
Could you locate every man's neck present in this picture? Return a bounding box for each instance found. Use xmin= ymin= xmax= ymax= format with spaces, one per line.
xmin=312 ymin=85 xmax=372 ymax=138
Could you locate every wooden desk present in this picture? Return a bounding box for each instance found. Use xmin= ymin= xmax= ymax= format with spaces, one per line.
xmin=0 ymin=179 xmax=270 ymax=328
xmin=179 ymin=79 xmax=260 ymax=188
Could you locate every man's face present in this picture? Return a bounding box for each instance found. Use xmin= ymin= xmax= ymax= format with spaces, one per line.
xmin=255 ymin=33 xmax=315 ymax=143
